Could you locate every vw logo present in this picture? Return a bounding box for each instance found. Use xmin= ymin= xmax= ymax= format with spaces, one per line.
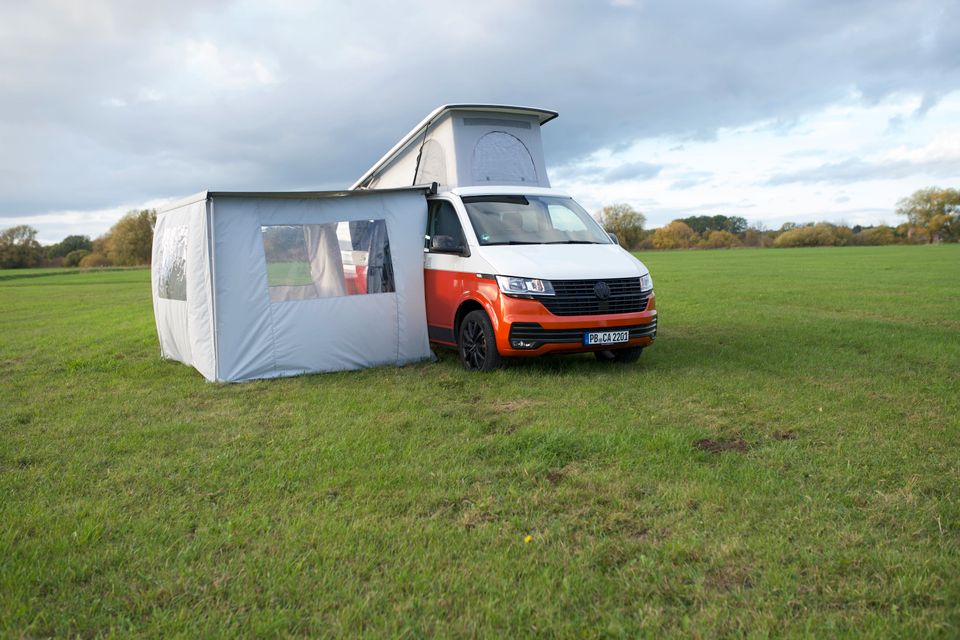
xmin=593 ymin=281 xmax=611 ymax=300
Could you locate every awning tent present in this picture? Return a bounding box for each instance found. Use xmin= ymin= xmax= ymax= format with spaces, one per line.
xmin=152 ymin=189 xmax=431 ymax=382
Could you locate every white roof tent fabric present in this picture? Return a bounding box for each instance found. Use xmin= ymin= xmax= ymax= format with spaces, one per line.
xmin=352 ymin=104 xmax=558 ymax=191
xmin=152 ymin=189 xmax=432 ymax=382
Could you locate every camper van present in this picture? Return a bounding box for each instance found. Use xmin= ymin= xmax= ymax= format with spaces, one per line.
xmin=354 ymin=104 xmax=657 ymax=371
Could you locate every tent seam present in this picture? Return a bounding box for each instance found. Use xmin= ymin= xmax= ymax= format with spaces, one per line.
xmin=260 ymin=208 xmax=282 ymax=378
xmin=207 ymin=198 xmax=221 ymax=382
xmin=390 ymin=197 xmax=402 ymax=365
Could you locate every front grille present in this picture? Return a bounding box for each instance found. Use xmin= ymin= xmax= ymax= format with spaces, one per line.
xmin=539 ymin=277 xmax=650 ymax=316
xmin=509 ymin=318 xmax=657 ymax=346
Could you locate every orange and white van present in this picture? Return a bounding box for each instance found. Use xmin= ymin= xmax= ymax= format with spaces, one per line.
xmin=353 ymin=104 xmax=656 ymax=370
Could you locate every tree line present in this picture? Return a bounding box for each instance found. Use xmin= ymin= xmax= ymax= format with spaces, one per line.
xmin=2 ymin=186 xmax=958 ymax=269
xmin=0 ymin=209 xmax=156 ymax=269
xmin=597 ymin=187 xmax=960 ymax=251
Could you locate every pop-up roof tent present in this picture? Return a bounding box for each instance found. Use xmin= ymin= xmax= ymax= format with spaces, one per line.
xmin=151 ymin=188 xmax=431 ymax=382
xmin=352 ymin=104 xmax=558 ymax=191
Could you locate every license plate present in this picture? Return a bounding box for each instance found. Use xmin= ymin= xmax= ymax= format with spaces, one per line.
xmin=584 ymin=330 xmax=630 ymax=346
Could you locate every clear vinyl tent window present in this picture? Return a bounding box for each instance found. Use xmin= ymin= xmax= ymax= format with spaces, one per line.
xmin=261 ymin=220 xmax=395 ymax=303
xmin=156 ymin=224 xmax=188 ymax=301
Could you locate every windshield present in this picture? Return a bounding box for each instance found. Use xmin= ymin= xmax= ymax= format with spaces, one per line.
xmin=461 ymin=195 xmax=612 ymax=246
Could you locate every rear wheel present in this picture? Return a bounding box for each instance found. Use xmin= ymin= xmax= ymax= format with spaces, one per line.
xmin=458 ymin=310 xmax=503 ymax=371
xmin=594 ymin=346 xmax=643 ymax=364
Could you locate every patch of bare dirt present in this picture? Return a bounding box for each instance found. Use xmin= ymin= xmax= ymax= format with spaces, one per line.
xmin=772 ymin=430 xmax=797 ymax=441
xmin=694 ymin=438 xmax=749 ymax=454
xmin=546 ymin=469 xmax=565 ymax=485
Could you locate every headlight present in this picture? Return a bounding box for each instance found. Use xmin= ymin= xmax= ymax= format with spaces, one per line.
xmin=496 ymin=275 xmax=555 ymax=296
xmin=639 ymin=272 xmax=653 ymax=291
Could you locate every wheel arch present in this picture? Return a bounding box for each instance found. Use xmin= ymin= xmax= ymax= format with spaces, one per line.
xmin=453 ymin=299 xmax=486 ymax=343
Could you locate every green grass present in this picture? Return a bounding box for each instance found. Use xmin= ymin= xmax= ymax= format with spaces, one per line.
xmin=267 ymin=261 xmax=314 ymax=287
xmin=1 ymin=245 xmax=958 ymax=637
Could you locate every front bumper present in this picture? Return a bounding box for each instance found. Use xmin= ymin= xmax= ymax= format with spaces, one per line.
xmin=493 ymin=291 xmax=657 ymax=357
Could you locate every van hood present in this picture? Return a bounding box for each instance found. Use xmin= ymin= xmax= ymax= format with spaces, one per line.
xmin=478 ymin=244 xmax=648 ymax=280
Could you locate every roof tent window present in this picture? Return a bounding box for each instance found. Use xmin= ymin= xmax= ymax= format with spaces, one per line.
xmin=156 ymin=224 xmax=187 ymax=301
xmin=261 ymin=220 xmax=395 ymax=303
xmin=471 ymin=131 xmax=538 ymax=184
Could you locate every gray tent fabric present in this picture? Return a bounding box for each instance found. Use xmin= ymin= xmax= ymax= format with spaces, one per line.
xmin=152 ymin=189 xmax=431 ymax=382
xmin=352 ymin=105 xmax=555 ymax=190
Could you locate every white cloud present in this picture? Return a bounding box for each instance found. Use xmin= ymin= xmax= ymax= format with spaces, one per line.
xmin=180 ymin=40 xmax=279 ymax=90
xmin=554 ymin=92 xmax=960 ymax=227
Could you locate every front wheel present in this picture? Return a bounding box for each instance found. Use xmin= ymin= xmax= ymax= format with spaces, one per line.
xmin=594 ymin=346 xmax=643 ymax=364
xmin=458 ymin=310 xmax=504 ymax=371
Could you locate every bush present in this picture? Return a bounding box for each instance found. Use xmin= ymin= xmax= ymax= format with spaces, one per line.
xmin=742 ymin=228 xmax=774 ymax=248
xmin=64 ymin=249 xmax=92 ymax=267
xmin=773 ymin=223 xmax=851 ymax=248
xmin=699 ymin=230 xmax=742 ymax=249
xmin=851 ymin=225 xmax=897 ymax=246
xmin=78 ymin=253 xmax=112 ymax=268
xmin=651 ymin=221 xmax=698 ymax=249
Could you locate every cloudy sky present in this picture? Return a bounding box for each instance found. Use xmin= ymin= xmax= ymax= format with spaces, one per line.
xmin=2 ymin=0 xmax=958 ymax=243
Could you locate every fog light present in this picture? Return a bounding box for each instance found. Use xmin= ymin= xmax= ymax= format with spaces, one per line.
xmin=511 ymin=339 xmax=537 ymax=349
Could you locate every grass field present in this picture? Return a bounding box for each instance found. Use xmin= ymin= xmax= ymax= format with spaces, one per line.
xmin=2 ymin=245 xmax=959 ymax=637
xmin=266 ymin=261 xmax=314 ymax=287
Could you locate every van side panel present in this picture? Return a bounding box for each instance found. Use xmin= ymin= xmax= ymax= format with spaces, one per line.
xmin=424 ymin=269 xmax=501 ymax=344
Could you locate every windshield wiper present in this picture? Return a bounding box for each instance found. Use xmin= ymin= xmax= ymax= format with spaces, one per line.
xmin=544 ymin=240 xmax=601 ymax=244
xmin=485 ymin=241 xmax=541 ymax=245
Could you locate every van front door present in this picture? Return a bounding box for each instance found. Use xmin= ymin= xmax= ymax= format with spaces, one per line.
xmin=424 ymin=198 xmax=469 ymax=346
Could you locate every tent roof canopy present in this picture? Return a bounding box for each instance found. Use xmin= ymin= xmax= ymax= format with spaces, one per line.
xmin=159 ymin=186 xmax=434 ymax=215
xmin=351 ymin=104 xmax=558 ymax=190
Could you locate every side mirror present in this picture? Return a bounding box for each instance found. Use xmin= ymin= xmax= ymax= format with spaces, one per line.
xmin=430 ymin=235 xmax=467 ymax=255
xmin=608 ymin=232 xmax=620 ymax=245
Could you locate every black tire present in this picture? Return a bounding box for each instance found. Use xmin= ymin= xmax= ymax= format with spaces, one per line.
xmin=458 ymin=310 xmax=504 ymax=371
xmin=594 ymin=346 xmax=643 ymax=364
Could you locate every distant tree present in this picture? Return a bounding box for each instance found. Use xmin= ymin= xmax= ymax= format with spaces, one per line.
xmin=0 ymin=225 xmax=44 ymax=268
xmin=262 ymin=225 xmax=309 ymax=261
xmin=699 ymin=230 xmax=742 ymax=249
xmin=651 ymin=221 xmax=698 ymax=249
xmin=678 ymin=214 xmax=748 ymax=235
xmin=47 ymin=234 xmax=92 ymax=258
xmin=96 ymin=209 xmax=157 ymax=265
xmin=778 ymin=222 xmax=802 ymax=233
xmin=896 ymin=187 xmax=960 ymax=243
xmin=597 ymin=204 xmax=646 ymax=249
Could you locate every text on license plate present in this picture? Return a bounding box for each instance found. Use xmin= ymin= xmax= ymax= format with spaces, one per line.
xmin=584 ymin=330 xmax=630 ymax=346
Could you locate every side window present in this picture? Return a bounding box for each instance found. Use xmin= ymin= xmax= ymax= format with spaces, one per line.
xmin=425 ymin=200 xmax=466 ymax=250
xmin=156 ymin=224 xmax=188 ymax=301
xmin=261 ymin=220 xmax=395 ymax=303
